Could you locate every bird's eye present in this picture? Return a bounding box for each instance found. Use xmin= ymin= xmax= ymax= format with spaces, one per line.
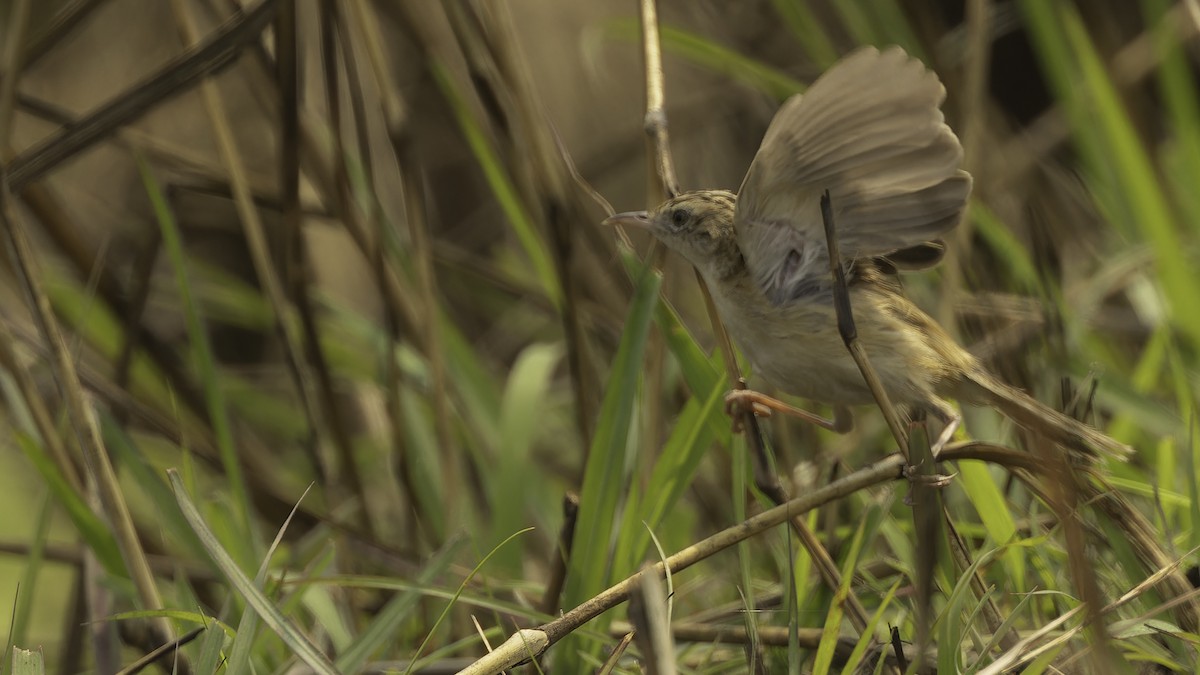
xmin=670 ymin=208 xmax=690 ymax=229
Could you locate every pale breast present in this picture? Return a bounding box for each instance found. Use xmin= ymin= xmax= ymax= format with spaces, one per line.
xmin=708 ymin=275 xmax=944 ymax=407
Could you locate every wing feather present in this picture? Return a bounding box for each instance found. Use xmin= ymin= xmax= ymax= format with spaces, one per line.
xmin=735 ymin=46 xmax=971 ymax=303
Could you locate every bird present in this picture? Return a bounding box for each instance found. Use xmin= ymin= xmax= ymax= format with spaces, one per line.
xmin=604 ymin=45 xmax=1131 ymax=461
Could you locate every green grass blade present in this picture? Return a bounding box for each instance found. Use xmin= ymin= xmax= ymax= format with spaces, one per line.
xmin=100 ymin=414 xmax=210 ymax=562
xmin=431 ymin=63 xmax=560 ymax=306
xmin=336 ymin=537 xmax=464 ymax=671
xmin=612 ymin=375 xmax=727 ymax=576
xmin=13 ymin=434 xmax=122 ymax=573
xmin=812 ymin=500 xmax=878 ymax=675
xmin=560 ymin=252 xmax=662 ymax=666
xmin=137 ymin=153 xmax=256 ymax=556
xmin=492 ymin=343 xmax=563 ymax=573
xmin=769 ymin=0 xmax=838 ymax=65
xmin=605 ymin=19 xmax=805 ymax=100
xmin=970 ymin=201 xmax=1042 ymax=293
xmin=1021 ymin=1 xmax=1200 ymax=353
xmin=10 ymin=647 xmax=44 ymax=675
xmin=958 ymin=461 xmax=1023 ymax=591
xmin=839 ymin=579 xmax=901 ymax=673
xmin=404 ymin=529 xmax=533 ymax=675
xmin=168 ymin=469 xmax=340 ymax=674
xmin=10 ymin=492 xmax=52 ymax=653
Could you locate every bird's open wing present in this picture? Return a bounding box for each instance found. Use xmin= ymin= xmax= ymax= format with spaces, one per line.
xmin=734 ymin=46 xmax=971 ymax=304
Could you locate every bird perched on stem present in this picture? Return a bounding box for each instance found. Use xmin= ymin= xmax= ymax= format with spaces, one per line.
xmin=605 ymin=46 xmax=1131 ymax=461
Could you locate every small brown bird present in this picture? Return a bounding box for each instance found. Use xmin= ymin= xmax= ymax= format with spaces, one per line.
xmin=606 ymin=46 xmax=1131 ymax=460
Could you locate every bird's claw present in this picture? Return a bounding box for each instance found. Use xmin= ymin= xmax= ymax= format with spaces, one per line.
xmin=724 ymin=390 xmax=773 ymax=433
xmin=901 ymin=460 xmax=956 ymax=504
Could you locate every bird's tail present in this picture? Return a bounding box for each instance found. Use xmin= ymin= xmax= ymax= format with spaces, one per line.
xmin=959 ymin=372 xmax=1133 ymax=461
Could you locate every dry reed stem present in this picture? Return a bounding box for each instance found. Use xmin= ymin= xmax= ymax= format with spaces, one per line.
xmin=628 ymin=565 xmax=677 ymax=675
xmin=171 ymin=0 xmax=362 ymax=522
xmin=457 ymin=454 xmax=907 ymax=674
xmin=596 ymin=630 xmax=636 ymax=675
xmin=273 ymin=0 xmax=371 ymax=538
xmin=819 ymin=191 xmax=910 ymax=456
xmin=7 ymin=0 xmax=279 ymax=190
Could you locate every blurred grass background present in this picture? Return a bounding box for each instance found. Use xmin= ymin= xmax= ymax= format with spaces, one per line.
xmin=0 ymin=0 xmax=1198 ymax=672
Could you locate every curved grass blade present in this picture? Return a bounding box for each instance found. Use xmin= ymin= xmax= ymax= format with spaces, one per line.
xmin=167 ymin=469 xmax=340 ymax=674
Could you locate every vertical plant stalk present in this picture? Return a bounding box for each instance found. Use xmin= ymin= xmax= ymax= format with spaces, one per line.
xmin=1041 ymin=446 xmax=1118 ymax=674
xmin=348 ymin=0 xmax=461 ymax=528
xmin=540 ymin=492 xmax=579 ymax=615
xmin=822 ymin=191 xmax=1019 ymax=650
xmin=638 ymin=0 xmax=678 ymax=201
xmin=0 ymin=324 xmax=82 ymax=493
xmin=628 ymin=565 xmax=677 ymax=675
xmin=276 ymin=0 xmax=371 ymax=536
xmin=169 ymin=0 xmax=365 ymax=513
xmin=819 ymin=191 xmax=909 ymax=456
xmin=320 ymin=0 xmax=422 ymax=547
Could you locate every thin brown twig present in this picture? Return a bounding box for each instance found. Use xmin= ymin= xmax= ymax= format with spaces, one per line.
xmin=2 ymin=163 xmax=178 ymax=661
xmin=820 ymin=190 xmax=1020 ymax=654
xmin=458 ymin=455 xmax=908 ymax=674
xmin=282 ymin=0 xmax=373 ymax=538
xmin=597 ymin=631 xmax=636 ymax=675
xmin=320 ymin=0 xmax=423 ymax=548
xmin=819 ymin=191 xmax=910 ymax=456
xmin=540 ymin=492 xmax=579 ymax=615
xmin=16 ymin=0 xmax=111 ymax=72
xmin=114 ymin=626 xmax=205 ymax=675
xmin=6 ymin=0 xmax=280 ymax=190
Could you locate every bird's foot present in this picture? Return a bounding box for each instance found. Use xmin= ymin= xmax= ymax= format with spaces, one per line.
xmin=723 ymin=389 xmax=776 ymax=433
xmin=723 ymin=389 xmax=847 ymax=433
xmin=902 ymin=460 xmax=956 ymax=505
xmin=903 ymin=461 xmax=956 ymax=487
xmin=929 ymin=416 xmax=960 ymax=458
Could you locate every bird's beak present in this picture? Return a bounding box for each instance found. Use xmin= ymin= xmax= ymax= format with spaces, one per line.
xmin=602 ymin=211 xmax=651 ymax=230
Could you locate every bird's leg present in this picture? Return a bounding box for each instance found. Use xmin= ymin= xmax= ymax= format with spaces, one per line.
xmin=927 ymin=399 xmax=961 ymax=458
xmin=723 ymin=389 xmax=853 ymax=434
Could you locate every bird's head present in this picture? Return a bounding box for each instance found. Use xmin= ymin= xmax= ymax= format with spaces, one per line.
xmin=604 ymin=190 xmax=742 ymax=278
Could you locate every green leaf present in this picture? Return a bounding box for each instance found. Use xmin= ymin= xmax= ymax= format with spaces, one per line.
xmin=560 ymin=252 xmax=662 ymax=667
xmin=492 ymin=343 xmax=563 ymax=573
xmin=958 ymin=460 xmax=1024 ymax=591
xmin=13 ymin=434 xmax=122 ymax=573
